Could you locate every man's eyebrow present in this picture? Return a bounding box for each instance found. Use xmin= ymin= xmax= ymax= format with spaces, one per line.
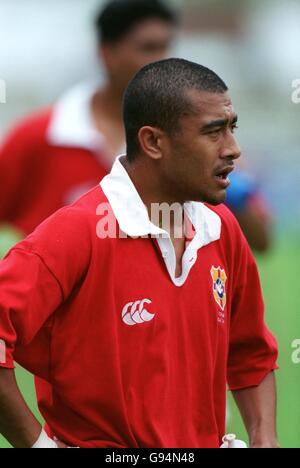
xmin=201 ymin=115 xmax=238 ymax=132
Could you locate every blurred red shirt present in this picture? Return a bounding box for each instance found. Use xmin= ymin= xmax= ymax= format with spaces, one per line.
xmin=0 ymin=82 xmax=116 ymax=235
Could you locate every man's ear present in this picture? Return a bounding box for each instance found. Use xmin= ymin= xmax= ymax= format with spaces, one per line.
xmin=138 ymin=126 xmax=165 ymax=160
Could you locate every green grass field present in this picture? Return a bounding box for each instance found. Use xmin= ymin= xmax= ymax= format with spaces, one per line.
xmin=0 ymin=235 xmax=299 ymax=448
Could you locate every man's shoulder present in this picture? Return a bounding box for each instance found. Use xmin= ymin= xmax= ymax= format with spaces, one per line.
xmin=71 ymin=185 xmax=109 ymax=213
xmin=206 ymin=203 xmax=237 ymax=223
xmin=37 ymin=185 xmax=108 ymax=231
xmin=22 ymin=188 xmax=104 ymax=254
xmin=51 ymin=184 xmax=112 ymax=233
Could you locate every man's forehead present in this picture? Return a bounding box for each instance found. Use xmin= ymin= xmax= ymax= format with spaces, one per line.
xmin=185 ymin=89 xmax=235 ymax=120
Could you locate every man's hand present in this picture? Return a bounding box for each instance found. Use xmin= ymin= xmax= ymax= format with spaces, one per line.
xmin=251 ymin=440 xmax=280 ymax=449
xmin=250 ymin=428 xmax=280 ymax=448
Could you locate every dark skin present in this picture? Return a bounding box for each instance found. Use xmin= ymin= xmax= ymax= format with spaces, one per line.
xmin=124 ymin=90 xmax=242 ymax=206
xmin=233 ymin=372 xmax=279 ymax=448
xmin=0 ymin=90 xmax=277 ymax=448
xmin=124 ymin=89 xmax=241 ymax=276
xmin=0 ymin=370 xmax=67 ymax=448
xmin=123 ymin=89 xmax=278 ymax=447
xmin=0 ymin=370 xmax=41 ymax=448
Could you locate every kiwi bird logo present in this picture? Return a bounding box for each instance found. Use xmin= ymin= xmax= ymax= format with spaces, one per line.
xmin=122 ymin=299 xmax=155 ymax=326
xmin=210 ymin=266 xmax=227 ymax=311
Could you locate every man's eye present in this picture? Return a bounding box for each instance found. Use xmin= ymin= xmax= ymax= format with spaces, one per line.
xmin=208 ymin=129 xmax=221 ymax=137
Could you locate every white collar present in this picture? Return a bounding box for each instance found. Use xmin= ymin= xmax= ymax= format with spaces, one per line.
xmin=47 ymin=80 xmax=107 ymax=153
xmin=100 ymin=156 xmax=221 ymax=286
xmin=100 ymin=156 xmax=221 ymax=245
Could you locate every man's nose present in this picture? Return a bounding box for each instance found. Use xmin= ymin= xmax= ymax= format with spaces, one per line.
xmin=220 ymin=132 xmax=242 ymax=161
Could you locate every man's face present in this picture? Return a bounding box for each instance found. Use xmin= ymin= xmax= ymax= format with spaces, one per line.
xmin=159 ymin=90 xmax=241 ymax=205
xmin=101 ymin=19 xmax=175 ymax=92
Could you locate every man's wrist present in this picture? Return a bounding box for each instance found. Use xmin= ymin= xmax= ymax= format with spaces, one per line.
xmin=31 ymin=429 xmax=58 ymax=448
xmin=251 ymin=440 xmax=280 ymax=448
xmin=249 ymin=429 xmax=279 ymax=448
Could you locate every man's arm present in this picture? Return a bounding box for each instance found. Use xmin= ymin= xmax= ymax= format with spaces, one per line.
xmin=0 ymin=368 xmax=42 ymax=448
xmin=0 ymin=206 xmax=91 ymax=448
xmin=232 ymin=372 xmax=279 ymax=448
xmin=226 ymin=210 xmax=278 ymax=448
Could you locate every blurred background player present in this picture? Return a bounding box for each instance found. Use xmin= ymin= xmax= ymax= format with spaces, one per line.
xmin=226 ymin=168 xmax=272 ymax=252
xmin=0 ymin=0 xmax=271 ymax=256
xmin=0 ymin=0 xmax=177 ymax=242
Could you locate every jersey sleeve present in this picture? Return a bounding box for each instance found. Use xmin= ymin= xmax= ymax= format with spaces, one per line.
xmin=0 ymin=207 xmax=92 ymax=369
xmin=227 ymin=215 xmax=278 ymax=391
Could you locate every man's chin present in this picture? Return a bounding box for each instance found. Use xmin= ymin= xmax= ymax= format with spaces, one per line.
xmin=207 ymin=197 xmax=226 ymax=206
xmin=193 ymin=191 xmax=226 ymax=206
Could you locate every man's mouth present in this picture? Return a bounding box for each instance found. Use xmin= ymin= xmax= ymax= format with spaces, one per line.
xmin=214 ymin=166 xmax=234 ymax=189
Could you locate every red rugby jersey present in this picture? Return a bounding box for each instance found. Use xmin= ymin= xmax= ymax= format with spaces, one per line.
xmin=0 ymin=159 xmax=278 ymax=448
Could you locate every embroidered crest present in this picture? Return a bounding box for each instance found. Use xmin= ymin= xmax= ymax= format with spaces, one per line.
xmin=210 ymin=266 xmax=227 ymax=311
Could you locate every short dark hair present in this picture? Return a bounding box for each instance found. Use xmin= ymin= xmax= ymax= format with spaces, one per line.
xmin=123 ymin=58 xmax=228 ymax=161
xmin=96 ymin=0 xmax=177 ymax=44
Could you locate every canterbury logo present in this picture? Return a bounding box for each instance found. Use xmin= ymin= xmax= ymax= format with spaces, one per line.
xmin=122 ymin=299 xmax=155 ymax=326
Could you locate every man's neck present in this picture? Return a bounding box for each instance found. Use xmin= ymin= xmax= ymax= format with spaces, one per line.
xmin=122 ymin=156 xmax=186 ymax=238
xmin=122 ymin=156 xmax=189 ymax=278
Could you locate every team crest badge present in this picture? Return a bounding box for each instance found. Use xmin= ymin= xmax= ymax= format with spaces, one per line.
xmin=210 ymin=266 xmax=227 ymax=311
